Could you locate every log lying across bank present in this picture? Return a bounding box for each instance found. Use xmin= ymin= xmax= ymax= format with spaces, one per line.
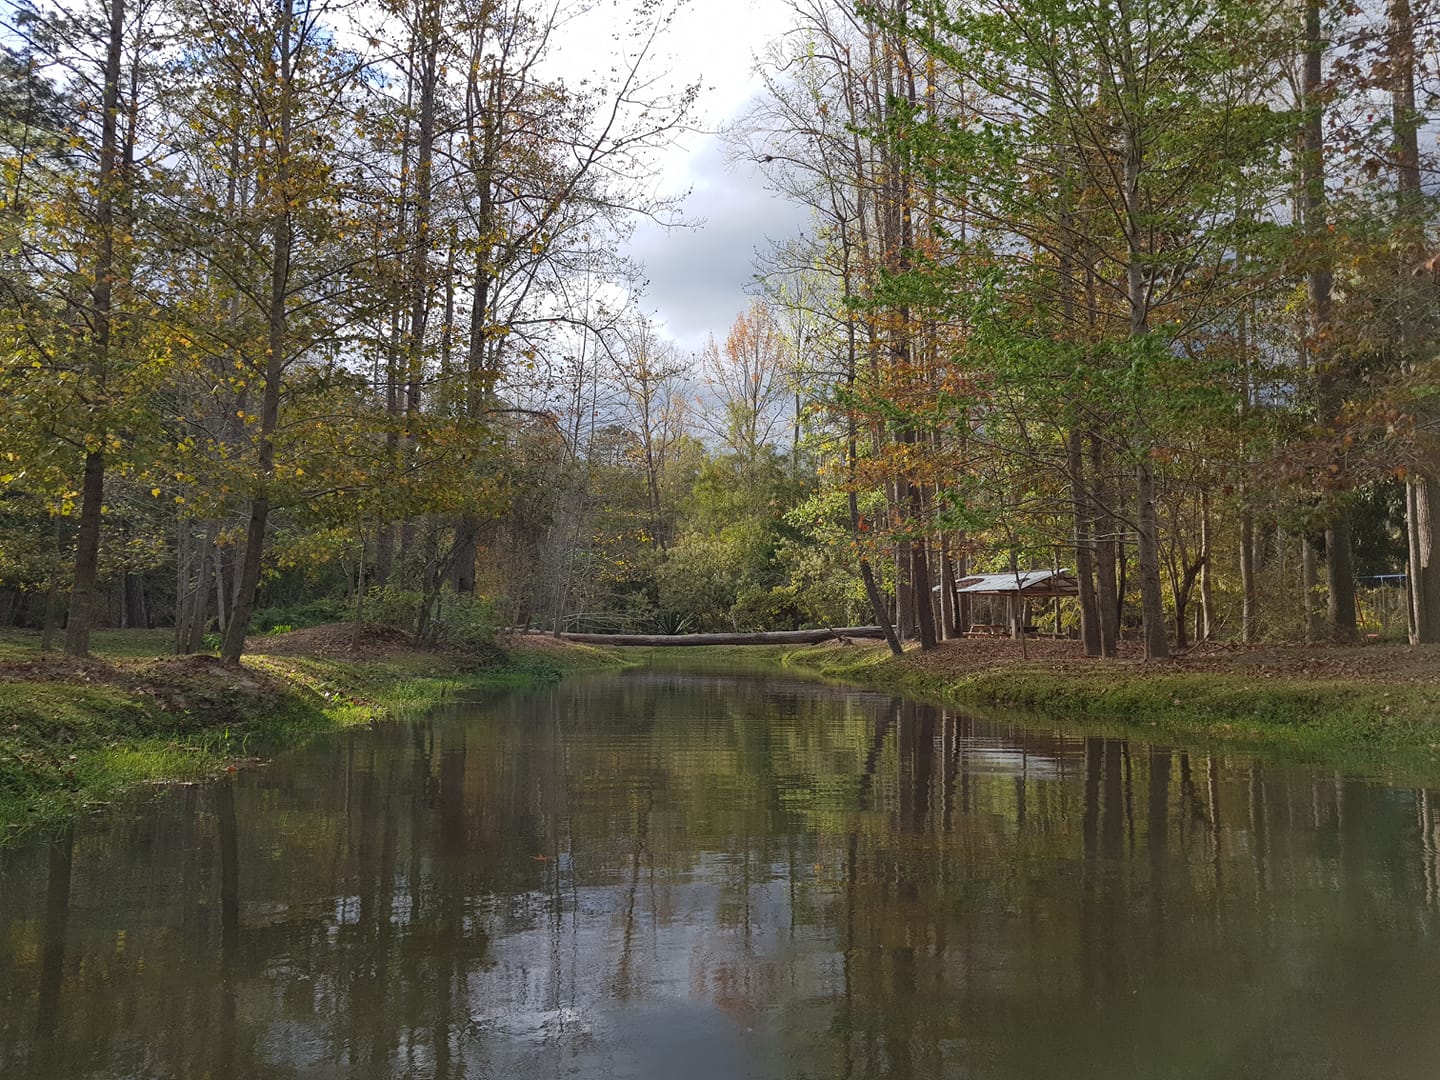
xmin=540 ymin=626 xmax=892 ymax=647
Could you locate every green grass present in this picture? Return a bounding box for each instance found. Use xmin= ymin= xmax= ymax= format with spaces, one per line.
xmin=11 ymin=628 xmax=1437 ymax=841
xmin=0 ymin=630 xmax=628 ymax=843
xmin=0 ymin=627 xmax=175 ymax=661
xmin=780 ymin=642 xmax=1440 ymax=781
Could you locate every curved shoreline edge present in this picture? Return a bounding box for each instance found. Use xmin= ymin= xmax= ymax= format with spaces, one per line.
xmin=776 ymin=640 xmax=1440 ymax=783
xmin=0 ymin=633 xmax=627 ymax=845
xmin=6 ymin=632 xmax=1440 ymax=843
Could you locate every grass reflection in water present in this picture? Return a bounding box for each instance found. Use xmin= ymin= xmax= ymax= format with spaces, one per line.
xmin=3 ymin=667 xmax=1440 ymax=1079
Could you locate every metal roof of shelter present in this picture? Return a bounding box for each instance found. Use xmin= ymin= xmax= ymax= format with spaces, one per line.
xmin=951 ymin=569 xmax=1079 ymax=597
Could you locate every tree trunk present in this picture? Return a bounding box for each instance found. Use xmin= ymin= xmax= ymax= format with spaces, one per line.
xmin=122 ymin=568 xmax=146 ymax=630
xmin=189 ymin=522 xmax=218 ymax=653
xmin=213 ymin=539 xmax=229 ymax=637
xmin=954 ymin=542 xmax=971 ymax=634
xmin=1199 ymin=491 xmax=1215 ymax=640
xmin=65 ymin=451 xmax=106 ymax=655
xmin=1303 ymin=0 xmax=1357 ymax=643
xmin=64 ymin=0 xmax=127 ymax=657
xmin=1091 ymin=436 xmax=1119 ymax=656
xmin=1070 ymin=429 xmax=1101 ymax=655
xmin=374 ymin=524 xmax=395 ymax=588
xmin=400 ymin=11 xmax=439 ymax=565
xmin=40 ymin=579 xmax=63 ymax=653
xmin=1325 ymin=515 xmax=1358 ymax=642
xmin=939 ymin=534 xmax=956 ymax=640
xmin=1302 ymin=533 xmax=1323 ymax=642
xmin=222 ymin=0 xmax=294 ymax=665
xmin=895 ymin=510 xmax=915 ymax=640
xmin=177 ymin=524 xmax=198 ymax=652
xmin=1122 ymin=97 xmax=1168 ymax=661
xmin=1136 ymin=460 xmax=1168 ymax=658
xmin=1389 ymin=2 xmax=1440 ymax=643
xmin=1240 ymin=509 xmax=1258 ymax=643
xmin=909 ymin=479 xmax=938 ymax=651
xmin=1409 ymin=477 xmax=1440 ymax=643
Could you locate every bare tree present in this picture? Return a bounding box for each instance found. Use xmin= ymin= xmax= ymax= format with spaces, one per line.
xmin=698 ymin=299 xmax=791 ymax=464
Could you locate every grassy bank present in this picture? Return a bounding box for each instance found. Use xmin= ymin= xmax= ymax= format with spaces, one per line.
xmin=0 ymin=628 xmax=625 ymax=842
xmin=781 ymin=639 xmax=1440 ymax=764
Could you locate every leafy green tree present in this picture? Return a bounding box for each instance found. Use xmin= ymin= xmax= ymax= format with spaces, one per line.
xmin=889 ymin=0 xmax=1293 ymax=657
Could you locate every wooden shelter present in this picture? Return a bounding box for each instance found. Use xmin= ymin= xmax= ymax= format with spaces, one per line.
xmin=946 ymin=569 xmax=1079 ymax=637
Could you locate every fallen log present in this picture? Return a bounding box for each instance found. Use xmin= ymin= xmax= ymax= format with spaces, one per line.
xmin=534 ymin=626 xmax=892 ymax=647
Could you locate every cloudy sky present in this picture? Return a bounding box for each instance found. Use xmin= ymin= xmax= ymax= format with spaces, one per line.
xmin=560 ymin=0 xmax=809 ymax=354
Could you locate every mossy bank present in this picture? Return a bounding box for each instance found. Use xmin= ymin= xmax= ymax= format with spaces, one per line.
xmin=0 ymin=627 xmax=625 ymax=843
xmin=781 ymin=638 xmax=1440 ymax=775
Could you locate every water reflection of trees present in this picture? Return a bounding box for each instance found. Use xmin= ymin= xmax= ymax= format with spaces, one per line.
xmin=3 ymin=672 xmax=1440 ymax=1078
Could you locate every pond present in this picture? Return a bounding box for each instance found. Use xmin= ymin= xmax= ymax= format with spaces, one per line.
xmin=3 ymin=665 xmax=1440 ymax=1079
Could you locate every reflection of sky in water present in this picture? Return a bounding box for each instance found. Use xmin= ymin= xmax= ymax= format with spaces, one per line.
xmin=3 ymin=668 xmax=1440 ymax=1079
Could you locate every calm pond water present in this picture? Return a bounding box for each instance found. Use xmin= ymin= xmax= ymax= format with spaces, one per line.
xmin=4 ymin=666 xmax=1440 ymax=1079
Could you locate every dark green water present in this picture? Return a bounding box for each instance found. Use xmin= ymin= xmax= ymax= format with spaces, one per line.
xmin=4 ymin=667 xmax=1440 ymax=1079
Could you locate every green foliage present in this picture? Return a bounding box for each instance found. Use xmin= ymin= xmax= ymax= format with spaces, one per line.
xmin=426 ymin=593 xmax=500 ymax=649
xmin=250 ymin=599 xmax=347 ymax=634
xmin=368 ymin=584 xmax=498 ymax=649
xmin=368 ymin=585 xmax=428 ymax=638
xmin=656 ymin=532 xmax=748 ymax=630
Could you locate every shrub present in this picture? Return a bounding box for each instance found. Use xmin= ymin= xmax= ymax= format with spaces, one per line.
xmin=367 ymin=584 xmax=498 ymax=648
xmin=426 ymin=592 xmax=499 ymax=648
xmin=251 ymin=599 xmax=347 ymax=633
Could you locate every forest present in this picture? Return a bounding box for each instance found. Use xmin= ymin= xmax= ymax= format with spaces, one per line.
xmin=2 ymin=0 xmax=1438 ymax=665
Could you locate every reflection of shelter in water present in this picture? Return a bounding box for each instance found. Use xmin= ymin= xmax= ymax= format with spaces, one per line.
xmin=6 ymin=672 xmax=1440 ymax=1080
xmin=944 ymin=569 xmax=1079 ymax=637
xmin=955 ymin=741 xmax=1067 ymax=781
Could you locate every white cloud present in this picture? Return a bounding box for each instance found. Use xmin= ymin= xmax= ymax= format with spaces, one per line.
xmin=627 ymin=131 xmax=808 ymax=352
xmin=550 ymin=0 xmax=807 ymax=352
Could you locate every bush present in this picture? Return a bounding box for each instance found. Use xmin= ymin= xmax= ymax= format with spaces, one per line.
xmin=426 ymin=591 xmax=499 ymax=648
xmin=367 ymin=584 xmax=498 ymax=648
xmin=367 ymin=585 xmax=426 ymax=636
xmin=251 ymin=599 xmax=347 ymax=633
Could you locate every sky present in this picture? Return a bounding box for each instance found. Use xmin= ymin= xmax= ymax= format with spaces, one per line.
xmin=555 ymin=0 xmax=809 ymax=355
xmin=1 ymin=0 xmax=802 ymax=357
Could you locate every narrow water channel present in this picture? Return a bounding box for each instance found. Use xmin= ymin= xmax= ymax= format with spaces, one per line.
xmin=4 ymin=666 xmax=1440 ymax=1079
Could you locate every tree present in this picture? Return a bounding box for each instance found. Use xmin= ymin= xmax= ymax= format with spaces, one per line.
xmin=446 ymin=0 xmax=699 ymax=597
xmin=167 ymin=0 xmax=380 ymax=663
xmin=699 ymin=300 xmax=791 ymax=465
xmin=614 ymin=319 xmax=690 ymax=550
xmin=0 ymin=0 xmax=168 ymax=655
xmin=887 ymin=0 xmax=1293 ymax=658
